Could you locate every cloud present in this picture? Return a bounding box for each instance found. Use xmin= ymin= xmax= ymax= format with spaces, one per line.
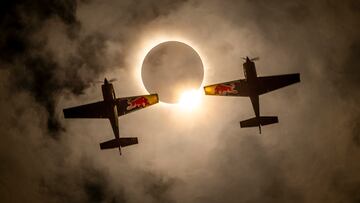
xmin=0 ymin=0 xmax=360 ymax=203
xmin=0 ymin=0 xmax=186 ymax=202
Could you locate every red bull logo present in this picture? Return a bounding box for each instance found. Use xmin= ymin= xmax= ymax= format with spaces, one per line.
xmin=126 ymin=96 xmax=150 ymax=111
xmin=215 ymin=84 xmax=238 ymax=95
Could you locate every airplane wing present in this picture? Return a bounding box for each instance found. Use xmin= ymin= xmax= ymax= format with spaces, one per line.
xmin=257 ymin=73 xmax=300 ymax=95
xmin=63 ymin=101 xmax=108 ymax=118
xmin=116 ymin=94 xmax=159 ymax=116
xmin=204 ymin=79 xmax=249 ymax=96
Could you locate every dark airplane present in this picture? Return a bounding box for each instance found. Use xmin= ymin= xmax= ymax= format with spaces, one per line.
xmin=63 ymin=78 xmax=159 ymax=155
xmin=204 ymin=57 xmax=300 ymax=133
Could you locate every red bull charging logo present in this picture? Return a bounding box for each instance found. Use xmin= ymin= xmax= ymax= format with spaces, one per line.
xmin=126 ymin=96 xmax=150 ymax=111
xmin=215 ymin=84 xmax=238 ymax=95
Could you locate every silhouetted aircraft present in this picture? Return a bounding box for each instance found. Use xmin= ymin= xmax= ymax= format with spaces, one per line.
xmin=204 ymin=57 xmax=300 ymax=133
xmin=63 ymin=78 xmax=158 ymax=155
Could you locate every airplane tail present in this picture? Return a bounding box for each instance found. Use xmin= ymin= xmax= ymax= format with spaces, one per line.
xmin=100 ymin=137 xmax=138 ymax=155
xmin=240 ymin=116 xmax=278 ymax=133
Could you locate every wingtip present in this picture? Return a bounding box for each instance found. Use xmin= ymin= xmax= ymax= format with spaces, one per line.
xmin=203 ymin=85 xmax=215 ymax=95
xmin=62 ymin=108 xmax=69 ymax=118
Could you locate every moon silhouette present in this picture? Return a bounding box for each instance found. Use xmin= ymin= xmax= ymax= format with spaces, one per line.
xmin=141 ymin=41 xmax=204 ymax=104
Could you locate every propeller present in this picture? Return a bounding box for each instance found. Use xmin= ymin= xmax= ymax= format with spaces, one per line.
xmin=92 ymin=78 xmax=118 ymax=84
xmin=241 ymin=56 xmax=260 ymax=61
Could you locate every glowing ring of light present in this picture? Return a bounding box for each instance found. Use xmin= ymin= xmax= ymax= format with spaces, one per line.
xmin=132 ymin=33 xmax=208 ymax=108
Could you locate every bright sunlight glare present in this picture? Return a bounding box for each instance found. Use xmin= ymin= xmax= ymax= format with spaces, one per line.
xmin=178 ymin=89 xmax=203 ymax=111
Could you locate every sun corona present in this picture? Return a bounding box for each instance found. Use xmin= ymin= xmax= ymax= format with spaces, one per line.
xmin=140 ymin=39 xmax=205 ymax=111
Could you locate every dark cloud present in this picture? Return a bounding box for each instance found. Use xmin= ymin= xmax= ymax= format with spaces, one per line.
xmin=0 ymin=0 xmax=84 ymax=135
xmin=1 ymin=0 xmax=360 ymax=203
xmin=334 ymin=40 xmax=360 ymax=101
xmin=0 ymin=0 xmax=186 ymax=202
xmin=141 ymin=171 xmax=177 ymax=203
xmin=202 ymin=130 xmax=304 ymax=203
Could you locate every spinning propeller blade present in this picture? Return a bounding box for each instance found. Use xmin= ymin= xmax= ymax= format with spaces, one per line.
xmin=241 ymin=56 xmax=260 ymax=61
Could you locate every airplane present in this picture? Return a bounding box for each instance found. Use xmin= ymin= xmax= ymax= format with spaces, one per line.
xmin=63 ymin=78 xmax=159 ymax=155
xmin=204 ymin=57 xmax=300 ymax=133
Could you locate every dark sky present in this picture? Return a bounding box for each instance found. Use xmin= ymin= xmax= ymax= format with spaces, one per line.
xmin=1 ymin=0 xmax=360 ymax=202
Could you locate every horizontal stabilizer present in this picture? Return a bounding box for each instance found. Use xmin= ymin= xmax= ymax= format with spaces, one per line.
xmin=259 ymin=116 xmax=278 ymax=126
xmin=240 ymin=116 xmax=278 ymax=128
xmin=119 ymin=137 xmax=138 ymax=147
xmin=100 ymin=137 xmax=138 ymax=150
xmin=240 ymin=117 xmax=258 ymax=128
xmin=100 ymin=138 xmax=119 ymax=150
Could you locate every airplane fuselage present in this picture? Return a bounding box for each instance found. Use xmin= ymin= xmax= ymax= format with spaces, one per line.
xmin=101 ymin=80 xmax=116 ymax=101
xmin=101 ymin=79 xmax=120 ymax=139
xmin=243 ymin=58 xmax=260 ymax=122
xmin=243 ymin=58 xmax=258 ymax=83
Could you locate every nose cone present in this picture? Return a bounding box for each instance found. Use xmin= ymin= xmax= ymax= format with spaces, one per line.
xmin=104 ymin=78 xmax=108 ymax=84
